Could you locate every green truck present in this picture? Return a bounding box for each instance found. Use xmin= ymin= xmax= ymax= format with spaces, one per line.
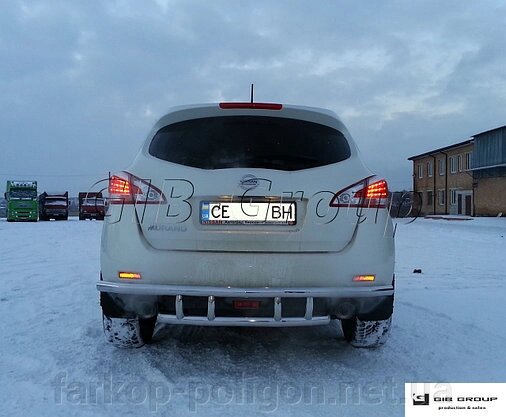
xmin=5 ymin=180 xmax=38 ymax=222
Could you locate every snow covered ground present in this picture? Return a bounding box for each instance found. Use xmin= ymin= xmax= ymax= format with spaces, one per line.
xmin=0 ymin=217 xmax=505 ymax=416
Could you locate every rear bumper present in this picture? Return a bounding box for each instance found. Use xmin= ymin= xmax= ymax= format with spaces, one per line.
xmin=97 ymin=282 xmax=394 ymax=326
xmin=44 ymin=210 xmax=67 ymax=215
xmin=97 ymin=281 xmax=393 ymax=298
xmin=80 ymin=212 xmax=105 ymax=220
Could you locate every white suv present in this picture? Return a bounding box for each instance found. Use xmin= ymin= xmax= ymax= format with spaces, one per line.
xmin=98 ymin=102 xmax=395 ymax=348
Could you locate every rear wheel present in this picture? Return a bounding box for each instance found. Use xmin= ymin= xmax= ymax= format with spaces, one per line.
xmin=341 ymin=316 xmax=392 ymax=348
xmin=102 ymin=314 xmax=157 ymax=348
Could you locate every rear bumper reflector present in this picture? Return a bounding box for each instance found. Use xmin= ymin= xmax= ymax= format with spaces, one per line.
xmin=118 ymin=272 xmax=142 ymax=279
xmin=353 ymin=275 xmax=375 ymax=282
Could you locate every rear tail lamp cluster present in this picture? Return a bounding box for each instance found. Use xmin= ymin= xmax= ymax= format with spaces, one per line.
xmin=108 ymin=172 xmax=165 ymax=205
xmin=330 ymin=176 xmax=389 ymax=208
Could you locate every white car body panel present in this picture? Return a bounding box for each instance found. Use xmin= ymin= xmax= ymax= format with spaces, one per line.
xmin=101 ymin=205 xmax=394 ymax=288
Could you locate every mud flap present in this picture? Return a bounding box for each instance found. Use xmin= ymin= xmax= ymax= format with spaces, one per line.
xmin=102 ymin=315 xmax=144 ymax=348
xmin=100 ymin=292 xmax=157 ymax=318
xmin=356 ymin=295 xmax=394 ymax=321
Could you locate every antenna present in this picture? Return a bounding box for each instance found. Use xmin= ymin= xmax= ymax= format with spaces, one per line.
xmin=250 ymin=84 xmax=254 ymax=103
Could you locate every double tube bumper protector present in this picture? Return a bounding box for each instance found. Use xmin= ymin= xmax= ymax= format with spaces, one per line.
xmin=97 ymin=282 xmax=393 ymax=327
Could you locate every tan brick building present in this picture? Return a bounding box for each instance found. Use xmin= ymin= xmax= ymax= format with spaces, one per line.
xmin=408 ymin=125 xmax=506 ymax=216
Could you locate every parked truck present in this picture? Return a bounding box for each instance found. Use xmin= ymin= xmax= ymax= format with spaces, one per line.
xmin=78 ymin=192 xmax=105 ymax=220
xmin=5 ymin=180 xmax=38 ymax=222
xmin=39 ymin=192 xmax=69 ymax=221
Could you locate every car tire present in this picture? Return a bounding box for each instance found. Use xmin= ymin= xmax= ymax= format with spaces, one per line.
xmin=341 ymin=316 xmax=392 ymax=348
xmin=102 ymin=314 xmax=157 ymax=348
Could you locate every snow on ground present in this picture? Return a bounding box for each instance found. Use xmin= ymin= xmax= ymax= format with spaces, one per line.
xmin=0 ymin=217 xmax=505 ymax=416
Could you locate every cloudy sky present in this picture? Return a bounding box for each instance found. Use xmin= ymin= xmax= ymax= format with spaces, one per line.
xmin=1 ymin=0 xmax=505 ymax=194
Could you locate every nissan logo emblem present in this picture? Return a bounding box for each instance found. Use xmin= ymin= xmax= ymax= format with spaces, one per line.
xmin=239 ymin=174 xmax=259 ymax=190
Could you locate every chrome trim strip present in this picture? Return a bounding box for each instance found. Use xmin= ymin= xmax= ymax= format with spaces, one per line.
xmin=97 ymin=282 xmax=394 ymax=298
xmin=157 ymin=314 xmax=331 ymax=327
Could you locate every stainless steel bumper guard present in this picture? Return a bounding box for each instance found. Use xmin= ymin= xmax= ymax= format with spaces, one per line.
xmin=157 ymin=294 xmax=330 ymax=327
xmin=97 ymin=282 xmax=394 ymax=327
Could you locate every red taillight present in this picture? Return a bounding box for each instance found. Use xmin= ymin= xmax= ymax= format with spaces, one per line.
xmin=109 ymin=176 xmax=139 ymax=196
xmin=355 ymin=179 xmax=388 ymax=200
xmin=108 ymin=172 xmax=165 ymax=205
xmin=219 ymin=102 xmax=283 ymax=110
xmin=330 ymin=176 xmax=389 ymax=208
xmin=233 ymin=300 xmax=261 ymax=309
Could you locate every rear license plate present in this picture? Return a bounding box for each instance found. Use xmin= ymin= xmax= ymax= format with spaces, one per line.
xmin=201 ymin=201 xmax=296 ymax=225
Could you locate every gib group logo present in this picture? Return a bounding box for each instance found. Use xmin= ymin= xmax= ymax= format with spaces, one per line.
xmin=405 ymin=383 xmax=505 ymax=417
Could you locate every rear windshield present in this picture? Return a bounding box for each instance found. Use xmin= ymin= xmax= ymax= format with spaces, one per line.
xmin=148 ymin=116 xmax=351 ymax=170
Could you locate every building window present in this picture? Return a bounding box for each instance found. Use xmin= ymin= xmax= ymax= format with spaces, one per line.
xmin=450 ymin=189 xmax=457 ymax=205
xmin=417 ymin=164 xmax=423 ymax=178
xmin=438 ymin=189 xmax=446 ymax=206
xmin=438 ymin=159 xmax=445 ymax=176
xmin=427 ymin=190 xmax=433 ymax=206
xmin=427 ymin=161 xmax=433 ymax=177
xmin=465 ymin=152 xmax=472 ymax=170
xmin=458 ymin=155 xmax=463 ymax=172
xmin=450 ymin=156 xmax=457 ymax=173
